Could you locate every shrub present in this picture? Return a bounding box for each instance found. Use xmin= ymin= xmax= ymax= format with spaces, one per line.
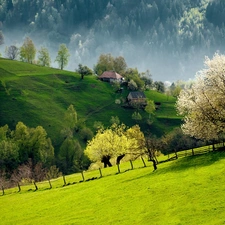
xmin=79 ymin=127 xmax=94 ymax=142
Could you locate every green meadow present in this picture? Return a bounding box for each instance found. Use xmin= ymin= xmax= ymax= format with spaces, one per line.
xmin=0 ymin=58 xmax=181 ymax=146
xmin=1 ymin=151 xmax=225 ymax=225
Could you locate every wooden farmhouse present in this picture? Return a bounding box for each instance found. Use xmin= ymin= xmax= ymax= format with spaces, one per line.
xmin=127 ymin=91 xmax=147 ymax=106
xmin=99 ymin=71 xmax=124 ymax=83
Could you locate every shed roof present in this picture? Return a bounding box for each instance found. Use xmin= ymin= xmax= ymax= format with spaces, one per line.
xmin=99 ymin=71 xmax=123 ymax=79
xmin=128 ymin=91 xmax=146 ymax=99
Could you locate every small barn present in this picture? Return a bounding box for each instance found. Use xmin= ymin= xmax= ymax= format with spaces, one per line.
xmin=127 ymin=91 xmax=147 ymax=106
xmin=99 ymin=71 xmax=123 ymax=83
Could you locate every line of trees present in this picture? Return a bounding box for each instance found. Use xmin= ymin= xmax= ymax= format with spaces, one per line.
xmin=0 ymin=122 xmax=55 ymax=193
xmin=3 ymin=36 xmax=170 ymax=93
xmin=84 ymin=123 xmax=205 ymax=170
xmin=4 ymin=37 xmax=70 ymax=70
xmin=0 ymin=117 xmax=206 ymax=193
xmin=0 ymin=104 xmax=94 ymax=193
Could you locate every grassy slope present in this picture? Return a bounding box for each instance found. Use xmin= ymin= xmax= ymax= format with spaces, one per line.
xmin=1 ymin=151 xmax=225 ymax=225
xmin=0 ymin=58 xmax=181 ymax=146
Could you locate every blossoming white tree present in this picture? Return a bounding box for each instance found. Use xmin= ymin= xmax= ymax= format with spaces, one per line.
xmin=176 ymin=53 xmax=225 ymax=142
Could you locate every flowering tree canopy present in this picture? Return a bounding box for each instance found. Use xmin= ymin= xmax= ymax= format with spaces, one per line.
xmin=176 ymin=53 xmax=225 ymax=141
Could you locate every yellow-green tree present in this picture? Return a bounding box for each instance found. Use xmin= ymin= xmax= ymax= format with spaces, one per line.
xmin=38 ymin=47 xmax=51 ymax=67
xmin=125 ymin=124 xmax=146 ymax=159
xmin=20 ymin=37 xmax=36 ymax=63
xmin=145 ymin=100 xmax=156 ymax=123
xmin=84 ymin=124 xmax=145 ymax=167
xmin=55 ymin=43 xmax=70 ymax=70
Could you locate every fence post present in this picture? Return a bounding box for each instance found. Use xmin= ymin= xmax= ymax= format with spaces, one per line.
xmin=81 ymin=171 xmax=85 ymax=182
xmin=130 ymin=160 xmax=134 ymax=170
xmin=141 ymin=157 xmax=146 ymax=167
xmin=192 ymin=148 xmax=194 ymax=156
xmin=99 ymin=168 xmax=102 ymax=178
xmin=175 ymin=151 xmax=178 ymax=159
xmin=62 ymin=175 xmax=66 ymax=186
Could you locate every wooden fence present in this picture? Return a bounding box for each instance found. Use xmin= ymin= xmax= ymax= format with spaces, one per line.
xmin=2 ymin=143 xmax=225 ymax=196
xmin=167 ymin=142 xmax=224 ymax=161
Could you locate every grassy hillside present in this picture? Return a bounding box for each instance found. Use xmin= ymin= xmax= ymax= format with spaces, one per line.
xmin=0 ymin=58 xmax=181 ymax=147
xmin=1 ymin=151 xmax=225 ymax=224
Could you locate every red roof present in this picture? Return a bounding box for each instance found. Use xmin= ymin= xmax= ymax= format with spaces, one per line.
xmin=99 ymin=71 xmax=123 ymax=79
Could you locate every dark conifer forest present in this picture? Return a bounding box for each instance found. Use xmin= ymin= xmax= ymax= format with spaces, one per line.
xmin=0 ymin=0 xmax=225 ymax=80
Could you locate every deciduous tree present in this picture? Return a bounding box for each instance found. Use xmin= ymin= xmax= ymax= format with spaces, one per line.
xmin=145 ymin=100 xmax=156 ymax=119
xmin=94 ymin=54 xmax=127 ymax=75
xmin=20 ymin=37 xmax=36 ymax=63
xmin=5 ymin=45 xmax=19 ymax=60
xmin=176 ymin=53 xmax=225 ymax=141
xmin=0 ymin=125 xmax=19 ymax=173
xmin=154 ymin=81 xmax=165 ymax=93
xmin=76 ymin=64 xmax=93 ymax=79
xmin=58 ymin=138 xmax=82 ymax=174
xmin=12 ymin=122 xmax=54 ymax=166
xmin=61 ymin=104 xmax=77 ymax=138
xmin=84 ymin=124 xmax=145 ymax=167
xmin=37 ymin=47 xmax=51 ymax=67
xmin=55 ymin=43 xmax=70 ymax=70
xmin=0 ymin=170 xmax=7 ymax=195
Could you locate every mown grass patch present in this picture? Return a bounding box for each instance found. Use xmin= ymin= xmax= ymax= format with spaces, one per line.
xmin=1 ymin=152 xmax=225 ymax=225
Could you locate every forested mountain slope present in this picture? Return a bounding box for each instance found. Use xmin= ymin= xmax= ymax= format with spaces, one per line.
xmin=0 ymin=0 xmax=225 ymax=81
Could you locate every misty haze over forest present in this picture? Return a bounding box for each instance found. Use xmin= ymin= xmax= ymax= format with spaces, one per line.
xmin=0 ymin=0 xmax=225 ymax=82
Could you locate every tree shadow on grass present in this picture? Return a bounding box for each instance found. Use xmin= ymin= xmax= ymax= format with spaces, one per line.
xmin=124 ymin=150 xmax=225 ymax=182
xmin=159 ymin=150 xmax=225 ymax=174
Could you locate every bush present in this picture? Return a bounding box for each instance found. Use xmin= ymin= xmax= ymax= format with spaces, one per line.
xmin=79 ymin=127 xmax=94 ymax=142
xmin=128 ymin=80 xmax=138 ymax=90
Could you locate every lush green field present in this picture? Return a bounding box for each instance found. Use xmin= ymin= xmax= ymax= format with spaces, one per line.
xmin=1 ymin=151 xmax=225 ymax=225
xmin=0 ymin=58 xmax=181 ymax=146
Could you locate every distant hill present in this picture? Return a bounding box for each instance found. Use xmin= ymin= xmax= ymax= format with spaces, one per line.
xmin=1 ymin=0 xmax=225 ymax=81
xmin=0 ymin=58 xmax=181 ymax=149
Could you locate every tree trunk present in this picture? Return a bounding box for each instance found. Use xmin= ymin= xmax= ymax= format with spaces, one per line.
xmin=212 ymin=141 xmax=215 ymax=151
xmin=117 ymin=164 xmax=120 ymax=173
xmin=2 ymin=186 xmax=5 ymax=196
xmin=63 ymin=175 xmax=66 ymax=186
xmin=81 ymin=171 xmax=85 ymax=182
xmin=48 ymin=179 xmax=52 ymax=189
xmin=150 ymin=159 xmax=157 ymax=171
xmin=130 ymin=160 xmax=134 ymax=170
xmin=174 ymin=150 xmax=178 ymax=159
xmin=116 ymin=154 xmax=125 ymax=165
xmin=99 ymin=168 xmax=102 ymax=178
xmin=141 ymin=157 xmax=146 ymax=167
xmin=17 ymin=182 xmax=21 ymax=192
xmin=154 ymin=156 xmax=158 ymax=164
xmin=33 ymin=181 xmax=38 ymax=191
xmin=101 ymin=156 xmax=112 ymax=168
